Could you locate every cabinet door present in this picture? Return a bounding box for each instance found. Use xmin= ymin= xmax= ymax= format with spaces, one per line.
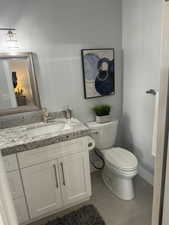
xmin=59 ymin=152 xmax=91 ymax=205
xmin=21 ymin=160 xmax=63 ymax=218
xmin=14 ymin=197 xmax=29 ymax=224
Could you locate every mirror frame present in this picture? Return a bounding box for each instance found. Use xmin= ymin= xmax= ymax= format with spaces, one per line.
xmin=0 ymin=52 xmax=41 ymax=116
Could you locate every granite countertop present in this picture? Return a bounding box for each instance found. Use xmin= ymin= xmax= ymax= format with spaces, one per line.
xmin=0 ymin=118 xmax=90 ymax=156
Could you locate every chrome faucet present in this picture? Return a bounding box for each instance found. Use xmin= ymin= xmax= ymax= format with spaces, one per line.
xmin=63 ymin=106 xmax=72 ymax=120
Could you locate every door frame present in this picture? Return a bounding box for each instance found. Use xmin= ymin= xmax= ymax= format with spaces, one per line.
xmin=162 ymin=134 xmax=169 ymax=225
xmin=152 ymin=1 xmax=169 ymax=225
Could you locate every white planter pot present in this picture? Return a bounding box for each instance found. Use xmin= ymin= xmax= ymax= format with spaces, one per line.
xmin=96 ymin=115 xmax=112 ymax=123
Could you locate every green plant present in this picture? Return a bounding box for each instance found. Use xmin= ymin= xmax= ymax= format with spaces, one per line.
xmin=92 ymin=104 xmax=111 ymax=116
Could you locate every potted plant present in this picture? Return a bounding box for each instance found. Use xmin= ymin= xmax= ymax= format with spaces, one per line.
xmin=92 ymin=104 xmax=112 ymax=123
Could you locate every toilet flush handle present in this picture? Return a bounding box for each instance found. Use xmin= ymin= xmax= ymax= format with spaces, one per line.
xmin=146 ymin=89 xmax=156 ymax=96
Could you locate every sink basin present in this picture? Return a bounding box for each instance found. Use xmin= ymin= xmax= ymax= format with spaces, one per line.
xmin=26 ymin=122 xmax=71 ymax=137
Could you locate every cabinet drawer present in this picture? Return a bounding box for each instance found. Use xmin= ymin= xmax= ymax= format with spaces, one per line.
xmin=3 ymin=154 xmax=18 ymax=172
xmin=7 ymin=171 xmax=24 ymax=199
xmin=18 ymin=137 xmax=87 ymax=168
xmin=14 ymin=197 xmax=29 ymax=224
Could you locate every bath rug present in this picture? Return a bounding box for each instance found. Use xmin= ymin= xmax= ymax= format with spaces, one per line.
xmin=46 ymin=205 xmax=106 ymax=225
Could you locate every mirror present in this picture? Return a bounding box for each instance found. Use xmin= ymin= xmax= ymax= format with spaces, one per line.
xmin=0 ymin=52 xmax=41 ymax=115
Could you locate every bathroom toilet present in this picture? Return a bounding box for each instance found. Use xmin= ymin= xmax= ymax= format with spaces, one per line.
xmin=87 ymin=120 xmax=138 ymax=200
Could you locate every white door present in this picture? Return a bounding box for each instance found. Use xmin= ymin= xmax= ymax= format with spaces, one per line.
xmin=59 ymin=152 xmax=91 ymax=205
xmin=162 ymin=133 xmax=169 ymax=225
xmin=152 ymin=1 xmax=169 ymax=225
xmin=21 ymin=160 xmax=63 ymax=218
xmin=161 ymin=2 xmax=169 ymax=225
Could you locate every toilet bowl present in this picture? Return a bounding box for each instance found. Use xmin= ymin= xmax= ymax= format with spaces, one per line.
xmin=87 ymin=121 xmax=138 ymax=200
xmin=101 ymin=147 xmax=138 ymax=200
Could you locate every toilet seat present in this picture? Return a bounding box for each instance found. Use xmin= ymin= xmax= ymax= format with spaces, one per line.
xmin=102 ymin=147 xmax=138 ymax=172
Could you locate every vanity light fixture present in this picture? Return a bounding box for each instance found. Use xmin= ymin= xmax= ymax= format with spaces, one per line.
xmin=0 ymin=28 xmax=19 ymax=49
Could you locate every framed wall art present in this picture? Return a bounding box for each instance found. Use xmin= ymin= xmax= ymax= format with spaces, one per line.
xmin=81 ymin=48 xmax=115 ymax=99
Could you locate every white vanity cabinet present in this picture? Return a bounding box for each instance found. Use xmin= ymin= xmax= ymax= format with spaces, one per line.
xmin=4 ymin=155 xmax=29 ymax=224
xmin=59 ymin=152 xmax=91 ymax=205
xmin=3 ymin=137 xmax=92 ymax=223
xmin=17 ymin=136 xmax=92 ymax=220
xmin=21 ymin=160 xmax=63 ymax=218
xmin=7 ymin=170 xmax=24 ymax=199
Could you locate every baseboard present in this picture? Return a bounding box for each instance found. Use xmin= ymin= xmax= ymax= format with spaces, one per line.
xmin=138 ymin=165 xmax=154 ymax=186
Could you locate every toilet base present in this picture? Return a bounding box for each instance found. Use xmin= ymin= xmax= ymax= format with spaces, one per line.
xmin=102 ymin=165 xmax=135 ymax=200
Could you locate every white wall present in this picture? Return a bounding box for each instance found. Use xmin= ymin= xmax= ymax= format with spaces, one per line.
xmin=122 ymin=0 xmax=162 ymax=184
xmin=0 ymin=0 xmax=163 ymax=184
xmin=0 ymin=0 xmax=122 ymax=122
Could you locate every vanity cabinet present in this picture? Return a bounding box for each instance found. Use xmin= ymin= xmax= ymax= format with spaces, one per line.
xmin=21 ymin=160 xmax=63 ymax=218
xmin=4 ymin=155 xmax=29 ymax=224
xmin=3 ymin=136 xmax=92 ymax=223
xmin=18 ymin=136 xmax=91 ymax=221
xmin=59 ymin=152 xmax=91 ymax=205
xmin=20 ymin=152 xmax=91 ymax=219
xmin=7 ymin=170 xmax=24 ymax=199
xmin=13 ymin=197 xmax=29 ymax=224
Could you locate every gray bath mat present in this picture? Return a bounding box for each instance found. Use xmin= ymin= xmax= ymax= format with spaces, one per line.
xmin=46 ymin=205 xmax=106 ymax=225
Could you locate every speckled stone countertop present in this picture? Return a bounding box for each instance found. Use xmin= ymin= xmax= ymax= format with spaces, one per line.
xmin=0 ymin=118 xmax=90 ymax=156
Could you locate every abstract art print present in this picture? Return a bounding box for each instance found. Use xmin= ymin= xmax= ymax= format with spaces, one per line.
xmin=81 ymin=48 xmax=115 ymax=99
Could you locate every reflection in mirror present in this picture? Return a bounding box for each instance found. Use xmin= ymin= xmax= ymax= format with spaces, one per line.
xmin=0 ymin=58 xmax=33 ymax=108
xmin=0 ymin=53 xmax=41 ymax=115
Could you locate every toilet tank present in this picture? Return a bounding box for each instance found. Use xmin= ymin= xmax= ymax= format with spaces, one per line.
xmin=87 ymin=120 xmax=119 ymax=149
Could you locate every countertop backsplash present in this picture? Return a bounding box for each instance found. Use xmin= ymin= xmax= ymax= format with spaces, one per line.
xmin=0 ymin=111 xmax=65 ymax=129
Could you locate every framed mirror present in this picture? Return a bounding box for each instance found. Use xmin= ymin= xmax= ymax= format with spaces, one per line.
xmin=0 ymin=52 xmax=41 ymax=115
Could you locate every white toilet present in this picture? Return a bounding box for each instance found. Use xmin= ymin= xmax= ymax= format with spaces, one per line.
xmin=87 ymin=120 xmax=138 ymax=200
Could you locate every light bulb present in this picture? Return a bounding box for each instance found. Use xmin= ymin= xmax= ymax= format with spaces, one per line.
xmin=7 ymin=30 xmax=19 ymax=49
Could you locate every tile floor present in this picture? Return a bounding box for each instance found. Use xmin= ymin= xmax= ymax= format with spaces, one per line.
xmin=29 ymin=171 xmax=153 ymax=225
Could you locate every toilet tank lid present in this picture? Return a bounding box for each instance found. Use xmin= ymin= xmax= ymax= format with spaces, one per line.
xmin=87 ymin=120 xmax=118 ymax=129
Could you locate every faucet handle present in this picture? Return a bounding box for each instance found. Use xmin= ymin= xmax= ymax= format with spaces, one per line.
xmin=42 ymin=107 xmax=47 ymax=112
xmin=63 ymin=105 xmax=72 ymax=120
xmin=42 ymin=107 xmax=48 ymax=114
xmin=42 ymin=108 xmax=49 ymax=122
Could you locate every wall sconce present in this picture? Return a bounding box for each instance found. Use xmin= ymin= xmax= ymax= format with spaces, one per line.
xmin=0 ymin=28 xmax=19 ymax=49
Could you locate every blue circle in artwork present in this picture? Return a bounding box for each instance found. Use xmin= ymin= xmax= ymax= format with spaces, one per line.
xmin=95 ymin=75 xmax=114 ymax=95
xmin=84 ymin=53 xmax=100 ymax=80
xmin=95 ymin=59 xmax=114 ymax=96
